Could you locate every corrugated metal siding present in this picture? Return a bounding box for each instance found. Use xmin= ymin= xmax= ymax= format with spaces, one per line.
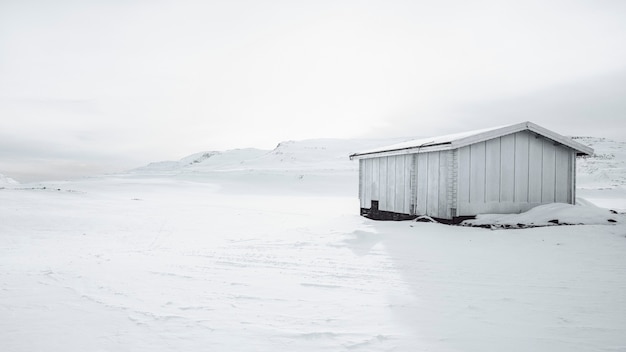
xmin=456 ymin=130 xmax=575 ymax=216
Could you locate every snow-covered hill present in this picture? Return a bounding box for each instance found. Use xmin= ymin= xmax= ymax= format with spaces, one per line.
xmin=128 ymin=136 xmax=625 ymax=202
xmin=134 ymin=148 xmax=269 ymax=173
xmin=132 ymin=138 xmax=408 ymax=174
xmin=0 ymin=173 xmax=18 ymax=186
xmin=128 ymin=138 xmax=408 ymax=196
xmin=574 ymin=136 xmax=626 ymax=188
xmin=572 ymin=137 xmax=626 ymax=211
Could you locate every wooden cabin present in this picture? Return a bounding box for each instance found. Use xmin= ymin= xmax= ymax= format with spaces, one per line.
xmin=349 ymin=121 xmax=594 ymax=222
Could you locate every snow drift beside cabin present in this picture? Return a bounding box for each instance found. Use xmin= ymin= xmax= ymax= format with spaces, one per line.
xmin=462 ymin=203 xmax=624 ymax=228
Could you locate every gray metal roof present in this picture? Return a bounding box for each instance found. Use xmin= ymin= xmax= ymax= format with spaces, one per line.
xmin=350 ymin=121 xmax=594 ymax=159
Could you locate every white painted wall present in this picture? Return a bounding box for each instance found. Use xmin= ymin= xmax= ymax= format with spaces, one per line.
xmin=456 ymin=130 xmax=574 ymax=216
xmin=359 ymin=130 xmax=576 ymax=219
xmin=414 ymin=151 xmax=450 ymax=219
xmin=359 ymin=154 xmax=412 ymax=214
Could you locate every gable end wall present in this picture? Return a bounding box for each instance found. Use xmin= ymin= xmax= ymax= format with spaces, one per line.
xmin=456 ymin=130 xmax=575 ymax=216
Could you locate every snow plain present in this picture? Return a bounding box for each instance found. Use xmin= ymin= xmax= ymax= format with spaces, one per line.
xmin=1 ymin=137 xmax=625 ymax=352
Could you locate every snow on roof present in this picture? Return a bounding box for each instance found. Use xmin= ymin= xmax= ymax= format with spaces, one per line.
xmin=350 ymin=121 xmax=594 ymax=159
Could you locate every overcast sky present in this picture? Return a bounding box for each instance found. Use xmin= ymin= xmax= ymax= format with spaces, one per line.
xmin=1 ymin=0 xmax=625 ymax=182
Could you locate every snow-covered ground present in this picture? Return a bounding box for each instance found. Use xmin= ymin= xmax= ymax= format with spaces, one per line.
xmin=1 ymin=137 xmax=625 ymax=351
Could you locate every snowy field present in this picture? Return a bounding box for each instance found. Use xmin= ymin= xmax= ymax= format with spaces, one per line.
xmin=1 ymin=137 xmax=626 ymax=351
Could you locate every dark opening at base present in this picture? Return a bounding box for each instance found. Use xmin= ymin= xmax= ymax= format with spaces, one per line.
xmin=360 ymin=202 xmax=474 ymax=224
xmin=360 ymin=207 xmax=417 ymax=221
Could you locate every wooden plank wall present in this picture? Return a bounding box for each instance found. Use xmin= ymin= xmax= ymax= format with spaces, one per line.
xmin=414 ymin=150 xmax=449 ymax=219
xmin=359 ymin=129 xmax=576 ymax=218
xmin=359 ymin=154 xmax=413 ymax=214
xmin=456 ymin=130 xmax=575 ymax=216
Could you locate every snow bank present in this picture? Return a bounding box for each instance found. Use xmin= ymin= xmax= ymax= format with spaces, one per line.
xmin=463 ymin=203 xmax=623 ymax=228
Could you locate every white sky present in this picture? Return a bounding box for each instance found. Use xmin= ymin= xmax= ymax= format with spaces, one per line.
xmin=1 ymin=0 xmax=626 ymax=181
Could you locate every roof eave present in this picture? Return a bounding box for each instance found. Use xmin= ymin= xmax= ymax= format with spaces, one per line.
xmin=526 ymin=122 xmax=594 ymax=155
xmin=350 ymin=142 xmax=453 ymax=159
xmin=349 ymin=121 xmax=594 ymax=159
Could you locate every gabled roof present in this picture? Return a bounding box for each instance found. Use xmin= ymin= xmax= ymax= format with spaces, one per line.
xmin=349 ymin=121 xmax=594 ymax=159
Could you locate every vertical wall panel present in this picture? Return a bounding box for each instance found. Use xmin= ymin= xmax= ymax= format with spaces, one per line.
xmin=528 ymin=135 xmax=543 ymax=203
xmin=448 ymin=150 xmax=458 ymax=217
xmin=386 ymin=157 xmax=396 ymax=212
xmin=359 ymin=159 xmax=365 ymax=207
xmin=379 ymin=157 xmax=388 ymax=210
xmin=485 ymin=138 xmax=501 ymax=202
xmin=427 ymin=152 xmax=440 ymax=216
xmin=570 ymin=152 xmax=576 ymax=204
xmin=457 ymin=146 xmax=471 ymax=213
xmin=438 ymin=151 xmax=449 ymax=218
xmin=416 ymin=153 xmax=429 ymax=215
xmin=371 ymin=157 xmax=380 ymax=202
xmin=555 ymin=147 xmax=571 ymax=203
xmin=363 ymin=159 xmax=372 ymax=207
xmin=405 ymin=155 xmax=414 ymax=214
xmin=395 ymin=155 xmax=405 ymax=212
xmin=470 ymin=142 xmax=486 ymax=203
xmin=514 ymin=132 xmax=530 ymax=202
xmin=541 ymin=140 xmax=556 ymax=203
xmin=500 ymin=134 xmax=516 ymax=202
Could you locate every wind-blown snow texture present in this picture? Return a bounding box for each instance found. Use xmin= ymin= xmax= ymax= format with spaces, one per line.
xmin=1 ymin=137 xmax=625 ymax=352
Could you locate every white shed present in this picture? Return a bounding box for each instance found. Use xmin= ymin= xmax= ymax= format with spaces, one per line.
xmin=349 ymin=121 xmax=594 ymax=222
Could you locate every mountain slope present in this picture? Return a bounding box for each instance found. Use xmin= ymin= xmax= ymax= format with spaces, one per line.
xmin=574 ymin=136 xmax=626 ymax=188
xmin=131 ymin=137 xmax=408 ymax=174
xmin=0 ymin=173 xmax=19 ymax=186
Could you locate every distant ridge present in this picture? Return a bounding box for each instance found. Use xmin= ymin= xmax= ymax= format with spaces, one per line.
xmin=131 ymin=138 xmax=409 ymax=174
xmin=133 ymin=148 xmax=269 ymax=172
xmin=129 ymin=136 xmax=624 ymax=191
xmin=0 ymin=173 xmax=19 ymax=185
